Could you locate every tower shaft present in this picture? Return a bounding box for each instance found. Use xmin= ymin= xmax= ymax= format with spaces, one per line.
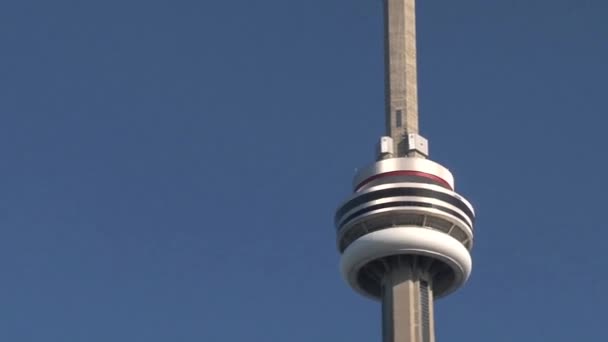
xmin=384 ymin=0 xmax=420 ymax=157
xmin=335 ymin=1 xmax=476 ymax=341
xmin=382 ymin=259 xmax=435 ymax=342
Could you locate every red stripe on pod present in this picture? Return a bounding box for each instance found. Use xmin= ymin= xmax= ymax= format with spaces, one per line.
xmin=355 ymin=170 xmax=453 ymax=192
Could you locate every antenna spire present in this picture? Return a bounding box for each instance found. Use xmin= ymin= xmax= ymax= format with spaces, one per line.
xmin=382 ymin=0 xmax=427 ymax=158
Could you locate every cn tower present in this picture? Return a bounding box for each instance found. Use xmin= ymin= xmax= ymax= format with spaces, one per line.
xmin=334 ymin=1 xmax=475 ymax=342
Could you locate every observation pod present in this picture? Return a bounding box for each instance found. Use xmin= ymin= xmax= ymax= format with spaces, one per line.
xmin=335 ymin=157 xmax=475 ymax=300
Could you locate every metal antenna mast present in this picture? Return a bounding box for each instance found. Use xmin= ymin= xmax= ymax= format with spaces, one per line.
xmin=384 ymin=0 xmax=424 ymax=158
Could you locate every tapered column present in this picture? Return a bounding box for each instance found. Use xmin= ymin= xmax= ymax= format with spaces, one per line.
xmin=382 ymin=264 xmax=435 ymax=342
xmin=384 ymin=0 xmax=420 ymax=156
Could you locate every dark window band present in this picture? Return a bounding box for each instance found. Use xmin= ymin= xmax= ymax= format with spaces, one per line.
xmin=336 ymin=187 xmax=474 ymax=224
xmin=338 ymin=201 xmax=472 ymax=232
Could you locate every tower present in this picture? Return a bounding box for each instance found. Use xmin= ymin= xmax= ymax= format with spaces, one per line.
xmin=334 ymin=1 xmax=475 ymax=342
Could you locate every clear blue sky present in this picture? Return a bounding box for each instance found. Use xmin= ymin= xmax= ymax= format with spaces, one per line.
xmin=0 ymin=0 xmax=606 ymax=341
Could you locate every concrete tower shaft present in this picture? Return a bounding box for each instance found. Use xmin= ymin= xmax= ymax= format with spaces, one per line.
xmin=382 ymin=259 xmax=435 ymax=342
xmin=334 ymin=1 xmax=476 ymax=342
xmin=384 ymin=0 xmax=420 ymax=157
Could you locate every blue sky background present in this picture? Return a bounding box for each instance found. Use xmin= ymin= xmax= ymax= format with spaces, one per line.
xmin=0 ymin=0 xmax=606 ymax=341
